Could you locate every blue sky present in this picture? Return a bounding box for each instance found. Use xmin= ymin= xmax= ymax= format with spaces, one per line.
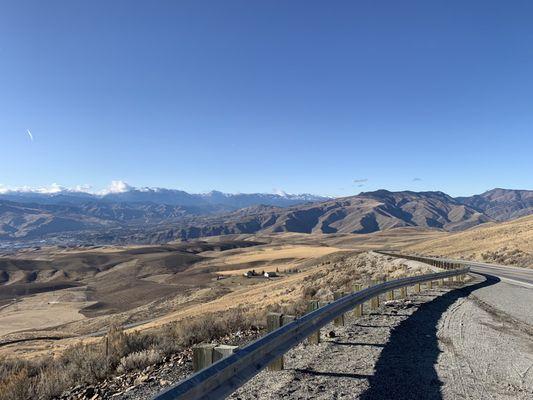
xmin=1 ymin=1 xmax=532 ymax=197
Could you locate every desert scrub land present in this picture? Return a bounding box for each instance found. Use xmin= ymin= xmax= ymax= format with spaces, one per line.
xmin=0 ymin=251 xmax=430 ymax=400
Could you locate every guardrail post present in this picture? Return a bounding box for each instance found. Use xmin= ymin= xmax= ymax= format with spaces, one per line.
xmin=370 ymin=280 xmax=380 ymax=310
xmin=386 ymin=278 xmax=395 ymax=301
xmin=428 ymin=280 xmax=433 ymax=289
xmin=399 ymin=277 xmax=407 ymax=299
xmin=213 ymin=345 xmax=238 ymax=362
xmin=333 ymin=292 xmax=345 ymax=326
xmin=267 ymin=313 xmax=284 ymax=371
xmin=353 ymin=284 xmax=363 ymax=317
xmin=414 ymin=281 xmax=421 ymax=293
xmin=282 ymin=314 xmax=296 ymax=326
xmin=192 ymin=343 xmax=217 ymax=372
xmin=306 ymin=301 xmax=320 ymax=344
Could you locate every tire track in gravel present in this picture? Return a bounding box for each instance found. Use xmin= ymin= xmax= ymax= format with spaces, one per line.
xmin=437 ymin=275 xmax=533 ymax=400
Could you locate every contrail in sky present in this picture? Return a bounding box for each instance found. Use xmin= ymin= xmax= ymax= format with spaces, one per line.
xmin=26 ymin=129 xmax=33 ymax=141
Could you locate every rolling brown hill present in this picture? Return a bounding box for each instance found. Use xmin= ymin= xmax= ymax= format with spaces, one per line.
xmin=405 ymin=214 xmax=533 ymax=268
xmin=0 ymin=240 xmax=261 ymax=315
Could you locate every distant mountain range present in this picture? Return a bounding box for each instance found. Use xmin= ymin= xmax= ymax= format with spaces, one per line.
xmin=0 ymin=187 xmax=531 ymax=243
xmin=0 ymin=188 xmax=328 ymax=241
xmin=0 ymin=187 xmax=328 ymax=208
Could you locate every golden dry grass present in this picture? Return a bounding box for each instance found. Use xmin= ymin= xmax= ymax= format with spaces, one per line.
xmin=405 ymin=215 xmax=533 ymax=263
xmin=205 ymin=245 xmax=342 ymax=275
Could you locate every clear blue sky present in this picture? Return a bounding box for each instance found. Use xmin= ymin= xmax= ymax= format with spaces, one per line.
xmin=1 ymin=1 xmax=532 ymax=197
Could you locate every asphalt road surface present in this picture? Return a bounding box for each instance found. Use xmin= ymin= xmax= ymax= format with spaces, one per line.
xmin=467 ymin=261 xmax=533 ymax=286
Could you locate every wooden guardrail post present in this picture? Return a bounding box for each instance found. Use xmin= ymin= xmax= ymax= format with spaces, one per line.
xmin=353 ymin=284 xmax=363 ymax=317
xmin=427 ymin=280 xmax=433 ymax=289
xmin=267 ymin=313 xmax=284 ymax=371
xmin=333 ymin=292 xmax=345 ymax=326
xmin=306 ymin=300 xmax=320 ymax=344
xmin=213 ymin=345 xmax=238 ymax=362
xmin=386 ymin=278 xmax=395 ymax=301
xmin=282 ymin=315 xmax=296 ymax=325
xmin=370 ymin=280 xmax=380 ymax=310
xmin=192 ymin=344 xmax=217 ymax=372
xmin=399 ymin=276 xmax=407 ymax=298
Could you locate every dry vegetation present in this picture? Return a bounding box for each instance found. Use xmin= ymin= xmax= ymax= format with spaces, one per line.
xmin=0 ymin=250 xmax=429 ymax=400
xmin=406 ymin=215 xmax=533 ymax=268
xmin=0 ymin=308 xmax=258 ymax=400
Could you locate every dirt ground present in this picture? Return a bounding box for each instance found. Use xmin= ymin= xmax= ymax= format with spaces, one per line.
xmin=0 ymin=286 xmax=93 ymax=336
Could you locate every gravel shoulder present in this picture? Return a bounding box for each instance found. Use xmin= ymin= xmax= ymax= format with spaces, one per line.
xmin=230 ymin=275 xmax=533 ymax=400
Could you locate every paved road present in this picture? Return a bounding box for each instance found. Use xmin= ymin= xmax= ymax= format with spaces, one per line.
xmin=467 ymin=261 xmax=533 ymax=286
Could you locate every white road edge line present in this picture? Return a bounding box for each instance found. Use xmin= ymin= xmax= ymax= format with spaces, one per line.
xmin=470 ymin=272 xmax=533 ymax=289
xmin=496 ymin=276 xmax=533 ymax=289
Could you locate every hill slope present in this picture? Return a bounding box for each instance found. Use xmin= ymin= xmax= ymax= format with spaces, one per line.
xmin=405 ymin=215 xmax=533 ymax=268
xmin=456 ymin=188 xmax=533 ymax=221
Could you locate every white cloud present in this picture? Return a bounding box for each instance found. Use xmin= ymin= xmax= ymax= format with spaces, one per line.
xmin=36 ymin=183 xmax=66 ymax=193
xmin=100 ymin=180 xmax=133 ymax=195
xmin=73 ymin=184 xmax=93 ymax=192
xmin=272 ymin=188 xmax=289 ymax=196
xmin=0 ymin=182 xmax=128 ymax=195
xmin=0 ymin=183 xmax=66 ymax=194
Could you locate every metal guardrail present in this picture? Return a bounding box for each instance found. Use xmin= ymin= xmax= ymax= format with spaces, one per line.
xmin=375 ymin=251 xmax=468 ymax=269
xmin=153 ymin=256 xmax=469 ymax=400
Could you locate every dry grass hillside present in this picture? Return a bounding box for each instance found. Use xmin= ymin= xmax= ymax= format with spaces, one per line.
xmin=406 ymin=215 xmax=533 ymax=267
xmin=0 ymin=250 xmax=430 ymax=400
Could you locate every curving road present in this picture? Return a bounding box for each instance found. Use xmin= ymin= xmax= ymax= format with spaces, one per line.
xmin=466 ymin=261 xmax=533 ymax=286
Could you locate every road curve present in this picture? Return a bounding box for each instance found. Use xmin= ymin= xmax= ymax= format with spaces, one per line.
xmin=466 ymin=261 xmax=533 ymax=286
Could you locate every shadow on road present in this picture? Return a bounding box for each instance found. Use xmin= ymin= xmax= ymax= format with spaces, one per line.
xmin=358 ymin=274 xmax=500 ymax=400
xmin=293 ymin=368 xmax=370 ymax=379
